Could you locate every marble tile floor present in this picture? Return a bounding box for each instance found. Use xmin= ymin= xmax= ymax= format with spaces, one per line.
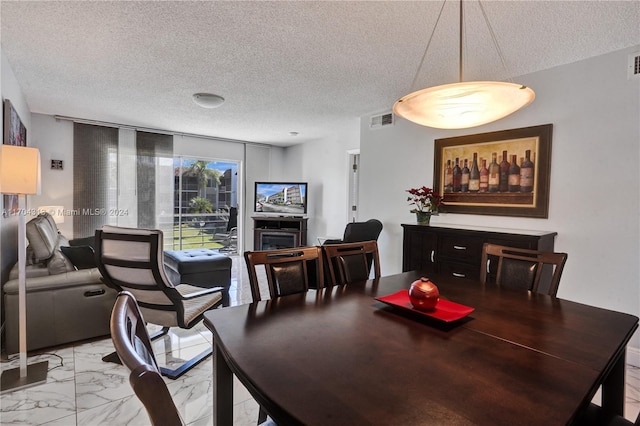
xmin=1 ymin=255 xmax=639 ymax=425
xmin=0 ymin=255 xmax=262 ymax=426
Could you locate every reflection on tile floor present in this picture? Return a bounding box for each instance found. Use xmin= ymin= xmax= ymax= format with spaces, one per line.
xmin=1 ymin=255 xmax=639 ymax=425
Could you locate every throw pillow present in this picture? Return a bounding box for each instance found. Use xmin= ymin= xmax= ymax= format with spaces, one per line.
xmin=60 ymin=245 xmax=97 ymax=270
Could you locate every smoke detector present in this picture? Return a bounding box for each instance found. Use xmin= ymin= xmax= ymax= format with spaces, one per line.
xmin=193 ymin=93 xmax=225 ymax=108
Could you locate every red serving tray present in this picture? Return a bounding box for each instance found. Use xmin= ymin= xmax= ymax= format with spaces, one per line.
xmin=375 ymin=290 xmax=474 ymax=323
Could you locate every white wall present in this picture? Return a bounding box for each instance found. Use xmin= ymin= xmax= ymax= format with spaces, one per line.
xmin=359 ymin=47 xmax=640 ymax=348
xmin=278 ymin=120 xmax=361 ymax=246
xmin=28 ymin=114 xmax=74 ymax=236
xmin=1 ymin=51 xmax=31 ymax=132
xmin=1 ymin=50 xmax=33 ymax=284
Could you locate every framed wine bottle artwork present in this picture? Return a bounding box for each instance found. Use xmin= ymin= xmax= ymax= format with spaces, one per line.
xmin=433 ymin=124 xmax=552 ymax=218
xmin=2 ymin=99 xmax=28 ymax=217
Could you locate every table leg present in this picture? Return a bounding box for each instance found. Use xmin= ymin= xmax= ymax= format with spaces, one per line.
xmin=601 ymin=349 xmax=626 ymax=418
xmin=213 ymin=340 xmax=233 ymax=426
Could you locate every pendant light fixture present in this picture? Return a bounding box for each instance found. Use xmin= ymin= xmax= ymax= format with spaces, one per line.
xmin=393 ymin=0 xmax=535 ymax=130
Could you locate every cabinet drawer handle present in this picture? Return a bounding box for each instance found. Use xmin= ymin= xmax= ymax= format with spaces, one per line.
xmin=453 ymin=245 xmax=467 ymax=250
xmin=486 ymin=259 xmax=491 ymax=274
xmin=452 ymin=272 xmax=466 ymax=278
xmin=430 ymin=250 xmax=435 ymax=263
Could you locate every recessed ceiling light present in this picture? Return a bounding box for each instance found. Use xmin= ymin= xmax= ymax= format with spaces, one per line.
xmin=192 ymin=93 xmax=225 ymax=109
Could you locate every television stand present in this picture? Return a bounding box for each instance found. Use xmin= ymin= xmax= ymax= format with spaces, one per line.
xmin=253 ymin=217 xmax=308 ymax=250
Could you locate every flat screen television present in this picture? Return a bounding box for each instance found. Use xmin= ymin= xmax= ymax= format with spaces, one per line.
xmin=254 ymin=182 xmax=308 ymax=216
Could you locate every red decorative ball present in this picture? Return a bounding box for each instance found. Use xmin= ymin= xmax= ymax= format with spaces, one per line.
xmin=409 ymin=277 xmax=440 ymax=311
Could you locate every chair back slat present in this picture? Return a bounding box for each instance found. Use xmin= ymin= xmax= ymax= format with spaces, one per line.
xmin=480 ymin=243 xmax=567 ymax=296
xmin=244 ymin=246 xmax=324 ymax=302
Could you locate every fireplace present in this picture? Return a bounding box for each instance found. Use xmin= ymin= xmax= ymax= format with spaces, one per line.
xmin=253 ymin=217 xmax=307 ymax=250
xmin=259 ymin=232 xmax=298 ymax=250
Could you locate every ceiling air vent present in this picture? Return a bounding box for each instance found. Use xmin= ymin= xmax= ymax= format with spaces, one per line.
xmin=370 ymin=112 xmax=394 ymax=130
xmin=629 ymin=52 xmax=640 ymax=80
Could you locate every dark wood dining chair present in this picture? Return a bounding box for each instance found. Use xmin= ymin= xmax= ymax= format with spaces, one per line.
xmin=575 ymin=402 xmax=640 ymax=425
xmin=322 ymin=240 xmax=381 ymax=285
xmin=244 ymin=246 xmax=324 ymax=302
xmin=110 ymin=291 xmax=184 ymax=426
xmin=480 ymin=243 xmax=568 ymax=296
xmin=244 ymin=246 xmax=324 ymax=424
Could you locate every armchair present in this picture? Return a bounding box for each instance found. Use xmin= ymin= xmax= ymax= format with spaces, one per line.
xmin=323 ymin=219 xmax=383 ymax=244
xmin=2 ymin=213 xmax=117 ymax=353
xmin=95 ymin=225 xmax=223 ymax=379
xmin=213 ymin=206 xmax=238 ymax=254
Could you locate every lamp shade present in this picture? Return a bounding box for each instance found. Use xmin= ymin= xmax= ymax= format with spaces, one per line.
xmin=393 ymin=81 xmax=535 ymax=130
xmin=0 ymin=145 xmax=41 ymax=195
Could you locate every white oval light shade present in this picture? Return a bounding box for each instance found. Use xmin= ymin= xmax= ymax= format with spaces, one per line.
xmin=393 ymin=81 xmax=535 ymax=129
xmin=192 ymin=93 xmax=225 ymax=108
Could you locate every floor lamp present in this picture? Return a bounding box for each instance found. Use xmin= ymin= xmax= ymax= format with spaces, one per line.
xmin=0 ymin=144 xmax=48 ymax=393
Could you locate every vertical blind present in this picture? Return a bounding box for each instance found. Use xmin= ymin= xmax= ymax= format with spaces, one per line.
xmin=136 ymin=131 xmax=173 ymax=230
xmin=73 ymin=123 xmax=118 ymax=238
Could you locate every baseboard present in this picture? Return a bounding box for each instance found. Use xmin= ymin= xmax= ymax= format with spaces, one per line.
xmin=627 ymin=346 xmax=640 ymax=367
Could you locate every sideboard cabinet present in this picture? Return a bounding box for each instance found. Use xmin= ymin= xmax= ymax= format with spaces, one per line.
xmin=402 ymin=223 xmax=557 ymax=284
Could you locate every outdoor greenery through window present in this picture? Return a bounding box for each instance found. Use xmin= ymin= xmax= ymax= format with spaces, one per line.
xmin=172 ymin=157 xmax=239 ymax=252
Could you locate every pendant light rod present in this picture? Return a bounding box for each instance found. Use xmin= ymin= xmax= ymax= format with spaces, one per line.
xmin=459 ymin=0 xmax=463 ymax=82
xmin=477 ymin=0 xmax=511 ymax=82
xmin=408 ymin=0 xmax=447 ymax=92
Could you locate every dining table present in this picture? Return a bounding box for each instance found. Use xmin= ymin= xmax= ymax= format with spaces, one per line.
xmin=203 ymin=270 xmax=638 ymax=425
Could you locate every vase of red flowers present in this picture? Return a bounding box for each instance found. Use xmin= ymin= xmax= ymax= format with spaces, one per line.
xmin=406 ymin=186 xmax=443 ymax=225
xmin=415 ymin=211 xmax=432 ymax=225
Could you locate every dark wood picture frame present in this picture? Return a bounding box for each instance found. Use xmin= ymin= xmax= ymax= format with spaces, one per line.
xmin=434 ymin=124 xmax=552 ymax=218
xmin=3 ymin=99 xmax=28 ymax=215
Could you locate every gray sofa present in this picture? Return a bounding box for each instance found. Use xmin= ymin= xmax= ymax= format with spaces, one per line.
xmin=3 ymin=213 xmax=117 ymax=354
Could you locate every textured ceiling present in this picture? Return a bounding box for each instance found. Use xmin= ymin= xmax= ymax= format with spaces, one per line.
xmin=1 ymin=1 xmax=639 ymax=146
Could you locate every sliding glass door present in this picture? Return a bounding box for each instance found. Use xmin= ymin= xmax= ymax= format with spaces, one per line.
xmin=171 ymin=157 xmax=239 ymax=252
